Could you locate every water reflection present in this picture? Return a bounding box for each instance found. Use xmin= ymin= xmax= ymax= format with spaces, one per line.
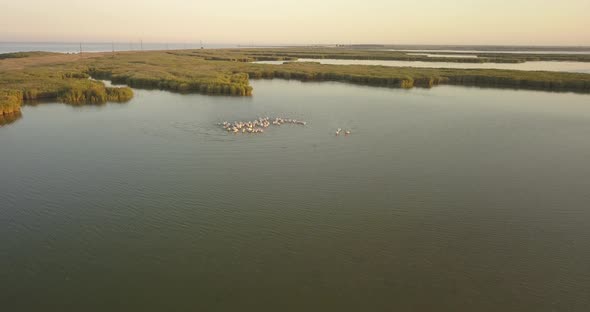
xmin=2 ymin=100 xmax=131 ymax=128
xmin=0 ymin=111 xmax=22 ymax=127
xmin=23 ymin=99 xmax=127 ymax=108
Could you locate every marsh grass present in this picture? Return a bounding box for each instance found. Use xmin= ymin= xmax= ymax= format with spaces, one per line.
xmin=240 ymin=61 xmax=590 ymax=92
xmin=0 ymin=90 xmax=23 ymax=115
xmin=0 ymin=51 xmax=58 ymax=60
xmin=0 ymin=65 xmax=133 ymax=111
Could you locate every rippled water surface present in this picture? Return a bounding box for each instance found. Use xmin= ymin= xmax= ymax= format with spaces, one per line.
xmin=1 ymin=80 xmax=590 ymax=311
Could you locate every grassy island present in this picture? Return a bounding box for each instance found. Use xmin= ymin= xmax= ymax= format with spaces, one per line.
xmin=1 ymin=48 xmax=590 ymax=113
xmin=0 ymin=55 xmax=134 ymax=111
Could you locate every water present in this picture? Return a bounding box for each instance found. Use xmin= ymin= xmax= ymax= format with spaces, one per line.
xmin=407 ymin=53 xmax=479 ymax=58
xmin=1 ymin=80 xmax=590 ymax=311
xmin=257 ymin=58 xmax=590 ymax=74
xmin=0 ymin=42 xmax=242 ymax=54
xmin=386 ymin=49 xmax=590 ymax=55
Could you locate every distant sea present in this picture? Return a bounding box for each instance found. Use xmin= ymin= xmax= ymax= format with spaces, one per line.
xmin=3 ymin=42 xmax=590 ymax=55
xmin=0 ymin=42 xmax=246 ymax=54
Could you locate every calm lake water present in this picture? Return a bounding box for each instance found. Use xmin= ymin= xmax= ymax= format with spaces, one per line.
xmin=257 ymin=59 xmax=590 ymax=74
xmin=1 ymin=80 xmax=590 ymax=311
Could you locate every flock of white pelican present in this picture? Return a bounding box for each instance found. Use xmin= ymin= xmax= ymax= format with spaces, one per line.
xmin=219 ymin=117 xmax=307 ymax=134
xmin=219 ymin=117 xmax=352 ymax=136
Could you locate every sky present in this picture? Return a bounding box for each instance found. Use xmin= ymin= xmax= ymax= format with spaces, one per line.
xmin=1 ymin=0 xmax=589 ymax=45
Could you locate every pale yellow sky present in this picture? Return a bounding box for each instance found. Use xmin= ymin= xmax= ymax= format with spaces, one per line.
xmin=1 ymin=0 xmax=588 ymax=45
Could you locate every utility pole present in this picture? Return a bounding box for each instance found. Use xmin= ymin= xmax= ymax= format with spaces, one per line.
xmin=79 ymin=42 xmax=82 ymax=55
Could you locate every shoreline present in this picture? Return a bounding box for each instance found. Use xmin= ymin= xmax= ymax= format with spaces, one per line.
xmin=1 ymin=48 xmax=590 ymax=110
